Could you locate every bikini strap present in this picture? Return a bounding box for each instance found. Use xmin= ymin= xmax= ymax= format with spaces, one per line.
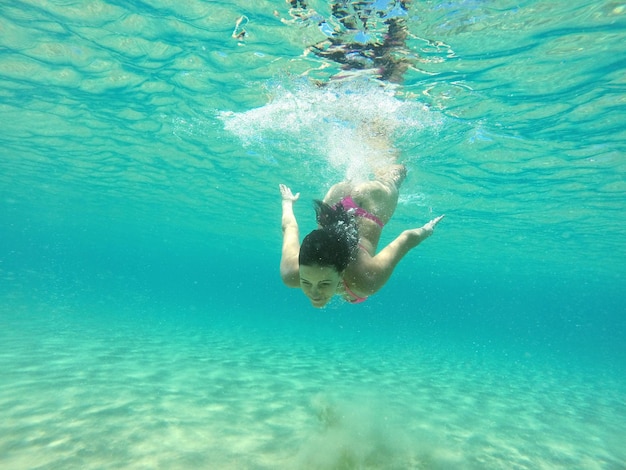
xmin=342 ymin=279 xmax=368 ymax=304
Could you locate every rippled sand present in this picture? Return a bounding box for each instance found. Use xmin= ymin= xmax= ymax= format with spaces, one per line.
xmin=1 ymin=303 xmax=624 ymax=470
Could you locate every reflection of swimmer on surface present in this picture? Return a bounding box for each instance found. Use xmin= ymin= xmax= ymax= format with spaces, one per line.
xmin=279 ymin=1 xmax=443 ymax=308
xmin=287 ymin=0 xmax=413 ymax=84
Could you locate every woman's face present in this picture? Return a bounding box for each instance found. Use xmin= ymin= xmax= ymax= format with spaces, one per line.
xmin=299 ymin=264 xmax=342 ymax=308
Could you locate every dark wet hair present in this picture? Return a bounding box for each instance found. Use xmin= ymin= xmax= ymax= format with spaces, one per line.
xmin=299 ymin=200 xmax=359 ymax=273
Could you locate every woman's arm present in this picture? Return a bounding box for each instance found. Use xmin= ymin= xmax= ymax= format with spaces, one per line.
xmin=359 ymin=215 xmax=445 ymax=293
xmin=279 ymin=184 xmax=301 ymax=287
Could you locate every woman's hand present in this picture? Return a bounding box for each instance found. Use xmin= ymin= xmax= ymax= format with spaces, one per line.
xmin=422 ymin=214 xmax=445 ymax=235
xmin=279 ymin=184 xmax=300 ymax=203
xmin=405 ymin=214 xmax=445 ymax=246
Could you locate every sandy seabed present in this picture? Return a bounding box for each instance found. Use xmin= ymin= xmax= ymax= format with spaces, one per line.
xmin=1 ymin=306 xmax=625 ymax=470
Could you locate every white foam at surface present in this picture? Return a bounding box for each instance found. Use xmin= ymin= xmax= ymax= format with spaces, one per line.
xmin=220 ymin=78 xmax=442 ymax=182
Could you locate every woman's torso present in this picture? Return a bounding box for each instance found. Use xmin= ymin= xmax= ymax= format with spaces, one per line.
xmin=323 ymin=184 xmax=394 ymax=300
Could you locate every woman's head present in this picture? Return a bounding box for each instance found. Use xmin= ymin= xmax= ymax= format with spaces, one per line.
xmin=298 ymin=200 xmax=358 ymax=307
xmin=298 ymin=263 xmax=342 ymax=308
xmin=299 ymin=229 xmax=352 ymax=273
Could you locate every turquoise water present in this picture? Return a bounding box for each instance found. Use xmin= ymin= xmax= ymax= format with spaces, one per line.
xmin=1 ymin=0 xmax=625 ymax=468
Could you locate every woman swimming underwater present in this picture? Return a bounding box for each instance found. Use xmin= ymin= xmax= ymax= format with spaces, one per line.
xmin=279 ymin=0 xmax=443 ymax=307
xmin=279 ymin=163 xmax=443 ymax=307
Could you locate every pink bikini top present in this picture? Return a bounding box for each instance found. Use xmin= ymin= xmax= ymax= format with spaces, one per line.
xmin=343 ymin=279 xmax=368 ymax=304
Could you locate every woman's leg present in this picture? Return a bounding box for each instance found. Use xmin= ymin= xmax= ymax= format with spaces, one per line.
xmin=352 ymin=164 xmax=406 ymax=224
xmin=322 ymin=181 xmax=354 ymax=206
